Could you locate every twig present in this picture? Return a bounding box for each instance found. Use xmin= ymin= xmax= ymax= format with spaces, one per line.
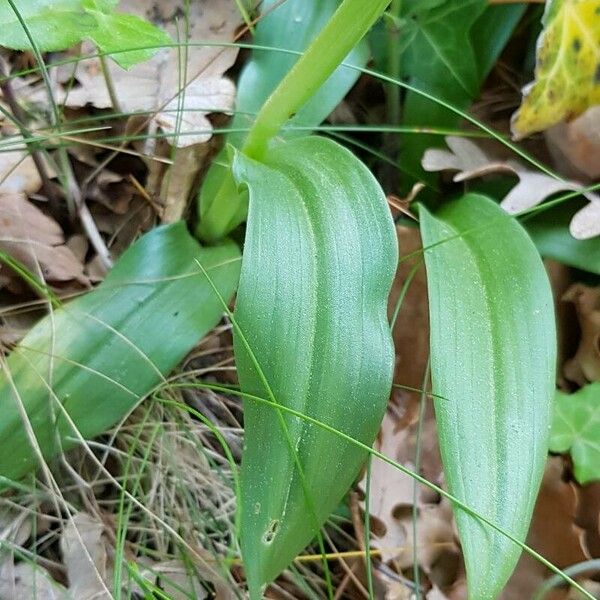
xmin=0 ymin=56 xmax=56 ymax=203
xmin=99 ymin=54 xmax=122 ymax=114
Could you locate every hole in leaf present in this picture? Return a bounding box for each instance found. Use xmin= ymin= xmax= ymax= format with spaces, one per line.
xmin=262 ymin=519 xmax=279 ymax=544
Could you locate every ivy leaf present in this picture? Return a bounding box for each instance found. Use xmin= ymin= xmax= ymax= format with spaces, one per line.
xmin=0 ymin=0 xmax=97 ymax=51
xmin=84 ymin=0 xmax=171 ymax=70
xmin=398 ymin=0 xmax=523 ymax=181
xmin=550 ymin=383 xmax=600 ymax=484
xmin=512 ymin=0 xmax=600 ymax=139
xmin=231 ymin=136 xmax=397 ymax=597
xmin=0 ymin=0 xmax=170 ymax=69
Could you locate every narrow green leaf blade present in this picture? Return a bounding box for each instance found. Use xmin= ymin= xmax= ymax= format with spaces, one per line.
xmin=419 ymin=194 xmax=556 ymax=599
xmin=0 ymin=222 xmax=240 ymax=483
xmin=232 ymin=136 xmax=397 ymax=595
xmin=550 ymin=384 xmax=600 ymax=484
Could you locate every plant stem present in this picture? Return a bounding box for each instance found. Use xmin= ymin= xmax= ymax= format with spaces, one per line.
xmin=99 ymin=55 xmax=122 ymax=114
xmin=242 ymin=0 xmax=391 ymax=159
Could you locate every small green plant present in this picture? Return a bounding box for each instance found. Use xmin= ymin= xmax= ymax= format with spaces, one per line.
xmin=4 ymin=0 xmax=600 ymax=599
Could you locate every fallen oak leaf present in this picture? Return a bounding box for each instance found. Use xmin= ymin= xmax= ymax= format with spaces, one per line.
xmin=46 ymin=0 xmax=240 ymax=148
xmin=422 ymin=136 xmax=600 ymax=239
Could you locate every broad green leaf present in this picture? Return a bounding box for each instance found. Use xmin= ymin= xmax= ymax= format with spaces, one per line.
xmin=85 ymin=8 xmax=171 ymax=69
xmin=420 ymin=194 xmax=556 ymax=599
xmin=512 ymin=0 xmax=600 ymax=139
xmin=550 ymin=383 xmax=600 ymax=484
xmin=526 ymin=202 xmax=600 ymax=275
xmin=0 ymin=222 xmax=240 ymax=484
xmin=0 ymin=0 xmax=97 ymax=51
xmin=196 ymin=0 xmax=369 ymax=242
xmin=231 ymin=136 xmax=397 ymax=596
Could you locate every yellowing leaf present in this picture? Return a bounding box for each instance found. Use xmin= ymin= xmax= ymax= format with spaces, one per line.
xmin=511 ymin=0 xmax=600 ymax=139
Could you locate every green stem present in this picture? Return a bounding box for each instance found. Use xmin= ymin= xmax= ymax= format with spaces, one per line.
xmin=242 ymin=0 xmax=391 ymax=159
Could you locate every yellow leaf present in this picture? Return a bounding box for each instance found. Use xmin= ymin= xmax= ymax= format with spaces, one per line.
xmin=511 ymin=0 xmax=600 ymax=139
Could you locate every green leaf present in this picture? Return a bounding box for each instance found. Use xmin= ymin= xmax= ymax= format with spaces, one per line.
xmin=231 ymin=136 xmax=397 ymax=596
xmin=526 ymin=202 xmax=600 ymax=275
xmin=0 ymin=0 xmax=97 ymax=51
xmin=512 ymin=0 xmax=600 ymax=139
xmin=398 ymin=1 xmax=523 ymax=182
xmin=0 ymin=0 xmax=170 ymax=68
xmin=419 ymin=194 xmax=556 ymax=599
xmin=550 ymin=383 xmax=600 ymax=484
xmin=0 ymin=223 xmax=240 ymax=484
xmin=196 ymin=0 xmax=369 ymax=243
xmin=86 ymin=10 xmax=171 ymax=69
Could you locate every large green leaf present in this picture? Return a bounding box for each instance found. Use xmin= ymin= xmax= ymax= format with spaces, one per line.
xmin=419 ymin=194 xmax=556 ymax=599
xmin=550 ymin=383 xmax=600 ymax=484
xmin=196 ymin=0 xmax=369 ymax=242
xmin=0 ymin=223 xmax=240 ymax=484
xmin=231 ymin=136 xmax=397 ymax=596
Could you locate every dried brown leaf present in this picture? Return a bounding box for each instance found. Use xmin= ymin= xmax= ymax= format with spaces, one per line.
xmin=422 ymin=136 xmax=600 ymax=239
xmin=0 ymin=562 xmax=70 ymax=600
xmin=0 ymin=145 xmax=42 ymax=196
xmin=0 ymin=194 xmax=87 ymax=284
xmin=562 ymin=284 xmax=600 ymax=385
xmin=50 ymin=0 xmax=240 ymax=149
xmin=60 ymin=513 xmax=111 ymax=600
xmin=546 ymin=106 xmax=600 ymax=181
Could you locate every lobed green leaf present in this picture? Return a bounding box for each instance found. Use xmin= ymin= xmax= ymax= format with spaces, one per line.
xmin=550 ymin=383 xmax=600 ymax=484
xmin=420 ymin=194 xmax=556 ymax=599
xmin=0 ymin=223 xmax=240 ymax=484
xmin=231 ymin=136 xmax=397 ymax=597
xmin=0 ymin=0 xmax=170 ymax=68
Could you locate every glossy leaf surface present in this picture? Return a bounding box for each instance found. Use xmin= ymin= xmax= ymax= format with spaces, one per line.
xmin=196 ymin=0 xmax=369 ymax=242
xmin=0 ymin=223 xmax=240 ymax=483
xmin=420 ymin=194 xmax=556 ymax=599
xmin=550 ymin=383 xmax=600 ymax=484
xmin=512 ymin=0 xmax=600 ymax=139
xmin=232 ymin=136 xmax=397 ymax=596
